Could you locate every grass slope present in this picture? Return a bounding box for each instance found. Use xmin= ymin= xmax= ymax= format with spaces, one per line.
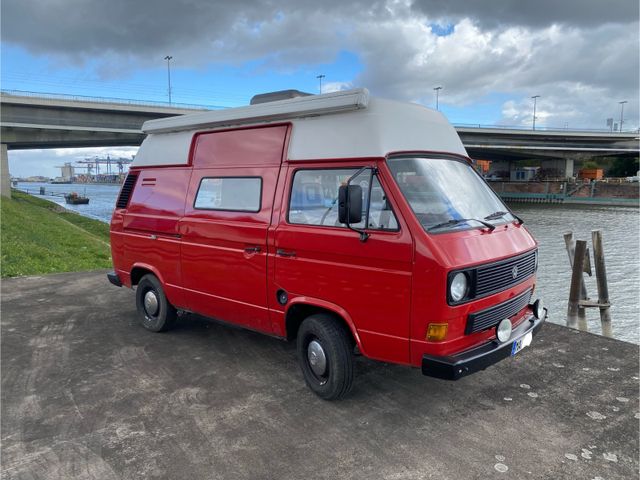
xmin=1 ymin=190 xmax=112 ymax=277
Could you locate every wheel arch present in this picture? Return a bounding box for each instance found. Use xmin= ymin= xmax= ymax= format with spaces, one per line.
xmin=284 ymin=297 xmax=366 ymax=356
xmin=130 ymin=263 xmax=164 ymax=286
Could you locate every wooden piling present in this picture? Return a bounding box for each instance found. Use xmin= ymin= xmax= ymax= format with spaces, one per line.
xmin=563 ymin=232 xmax=588 ymax=330
xmin=567 ymin=239 xmax=587 ymax=329
xmin=591 ymin=230 xmax=613 ymax=337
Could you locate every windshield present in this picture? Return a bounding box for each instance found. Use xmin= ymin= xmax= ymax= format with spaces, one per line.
xmin=387 ymin=156 xmax=515 ymax=233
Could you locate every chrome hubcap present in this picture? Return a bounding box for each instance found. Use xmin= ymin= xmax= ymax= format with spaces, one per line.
xmin=307 ymin=340 xmax=327 ymax=376
xmin=144 ymin=291 xmax=159 ymax=316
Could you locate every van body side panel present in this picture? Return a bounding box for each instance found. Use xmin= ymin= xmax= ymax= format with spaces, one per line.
xmin=118 ymin=167 xmax=191 ymax=307
xmin=180 ymin=126 xmax=287 ymax=333
xmin=273 ymin=161 xmax=414 ymax=365
xmin=110 ymin=210 xmax=128 ymax=285
xmin=265 ymin=129 xmax=293 ymax=337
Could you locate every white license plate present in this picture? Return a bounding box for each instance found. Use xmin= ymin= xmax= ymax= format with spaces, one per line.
xmin=511 ymin=332 xmax=533 ymax=356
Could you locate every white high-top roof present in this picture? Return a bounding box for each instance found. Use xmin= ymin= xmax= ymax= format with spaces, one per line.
xmin=132 ymin=88 xmax=467 ymax=166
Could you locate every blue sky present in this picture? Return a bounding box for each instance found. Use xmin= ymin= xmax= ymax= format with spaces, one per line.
xmin=2 ymin=46 xmax=366 ymax=108
xmin=2 ymin=0 xmax=638 ymax=177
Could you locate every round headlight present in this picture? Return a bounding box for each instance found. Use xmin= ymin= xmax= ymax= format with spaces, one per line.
xmin=497 ymin=319 xmax=512 ymax=343
xmin=450 ymin=272 xmax=468 ymax=302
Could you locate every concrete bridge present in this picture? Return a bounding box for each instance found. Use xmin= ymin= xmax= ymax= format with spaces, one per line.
xmin=1 ymin=91 xmax=638 ymax=196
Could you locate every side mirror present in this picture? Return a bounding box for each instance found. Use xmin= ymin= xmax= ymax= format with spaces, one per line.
xmin=338 ymin=184 xmax=363 ymax=224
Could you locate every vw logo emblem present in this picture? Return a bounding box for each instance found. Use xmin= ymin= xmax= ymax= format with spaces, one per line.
xmin=512 ymin=265 xmax=519 ymax=279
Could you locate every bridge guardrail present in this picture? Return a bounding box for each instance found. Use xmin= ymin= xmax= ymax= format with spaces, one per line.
xmin=1 ymin=89 xmax=222 ymax=111
xmin=2 ymin=89 xmax=639 ymax=135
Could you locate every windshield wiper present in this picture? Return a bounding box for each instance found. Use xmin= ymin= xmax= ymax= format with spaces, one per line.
xmin=484 ymin=209 xmax=525 ymax=225
xmin=428 ymin=218 xmax=496 ymax=232
xmin=484 ymin=210 xmax=509 ymax=220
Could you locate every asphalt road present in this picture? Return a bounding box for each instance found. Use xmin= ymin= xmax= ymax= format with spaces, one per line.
xmin=1 ymin=270 xmax=638 ymax=479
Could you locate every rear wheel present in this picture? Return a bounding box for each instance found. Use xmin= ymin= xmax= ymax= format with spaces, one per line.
xmin=297 ymin=314 xmax=354 ymax=400
xmin=136 ymin=274 xmax=177 ymax=332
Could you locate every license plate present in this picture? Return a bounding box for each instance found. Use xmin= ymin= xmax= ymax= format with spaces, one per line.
xmin=511 ymin=332 xmax=533 ymax=356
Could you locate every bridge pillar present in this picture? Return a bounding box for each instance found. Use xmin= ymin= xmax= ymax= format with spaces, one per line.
xmin=1 ymin=144 xmax=10 ymax=198
xmin=564 ymin=158 xmax=575 ymax=179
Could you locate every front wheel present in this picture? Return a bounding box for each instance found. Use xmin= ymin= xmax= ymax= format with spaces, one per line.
xmin=297 ymin=314 xmax=354 ymax=400
xmin=135 ymin=274 xmax=177 ymax=332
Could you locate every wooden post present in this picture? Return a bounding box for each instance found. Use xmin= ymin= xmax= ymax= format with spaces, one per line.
xmin=591 ymin=230 xmax=613 ymax=337
xmin=567 ymin=240 xmax=587 ymax=329
xmin=563 ymin=232 xmax=588 ymax=330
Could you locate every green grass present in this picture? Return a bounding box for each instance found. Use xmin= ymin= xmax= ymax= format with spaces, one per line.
xmin=1 ymin=190 xmax=112 ymax=277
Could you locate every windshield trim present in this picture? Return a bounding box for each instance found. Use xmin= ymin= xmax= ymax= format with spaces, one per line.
xmin=386 ymin=153 xmax=517 ymax=235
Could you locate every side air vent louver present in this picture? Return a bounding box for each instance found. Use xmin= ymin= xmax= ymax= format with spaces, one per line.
xmin=116 ymin=173 xmax=138 ymax=209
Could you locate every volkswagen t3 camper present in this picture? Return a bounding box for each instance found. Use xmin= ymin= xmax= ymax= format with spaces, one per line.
xmin=108 ymin=88 xmax=546 ymax=400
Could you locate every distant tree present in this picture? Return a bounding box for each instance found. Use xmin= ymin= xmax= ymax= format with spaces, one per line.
xmin=582 ymin=160 xmax=600 ymax=169
xmin=607 ymin=157 xmax=640 ymax=177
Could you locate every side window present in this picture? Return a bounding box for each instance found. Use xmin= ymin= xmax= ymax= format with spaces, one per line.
xmin=288 ymin=169 xmax=398 ymax=230
xmin=194 ymin=177 xmax=262 ymax=212
xmin=367 ymin=176 xmax=400 ymax=230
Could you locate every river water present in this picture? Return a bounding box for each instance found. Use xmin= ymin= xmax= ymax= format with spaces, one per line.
xmin=17 ymin=182 xmax=122 ymax=223
xmin=16 ymin=182 xmax=640 ymax=344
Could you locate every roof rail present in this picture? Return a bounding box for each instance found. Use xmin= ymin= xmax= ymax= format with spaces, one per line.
xmin=142 ymin=88 xmax=370 ymax=134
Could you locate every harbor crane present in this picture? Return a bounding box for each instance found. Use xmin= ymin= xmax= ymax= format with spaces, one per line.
xmin=76 ymin=155 xmax=133 ymax=176
xmin=55 ymin=154 xmax=135 ymax=183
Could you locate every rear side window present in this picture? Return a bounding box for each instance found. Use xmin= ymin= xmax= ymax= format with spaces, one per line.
xmin=194 ymin=177 xmax=262 ymax=212
xmin=288 ymin=169 xmax=398 ymax=230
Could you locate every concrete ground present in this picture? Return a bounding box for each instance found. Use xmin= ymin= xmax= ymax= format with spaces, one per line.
xmin=1 ymin=271 xmax=638 ymax=480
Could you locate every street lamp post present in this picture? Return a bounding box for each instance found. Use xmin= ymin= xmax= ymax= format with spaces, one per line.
xmin=316 ymin=74 xmax=325 ymax=94
xmin=531 ymin=95 xmax=540 ymax=130
xmin=433 ymin=86 xmax=442 ymax=111
xmin=164 ymin=55 xmax=173 ymax=104
xmin=619 ymin=100 xmax=628 ymax=132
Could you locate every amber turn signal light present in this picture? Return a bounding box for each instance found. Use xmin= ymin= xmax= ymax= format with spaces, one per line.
xmin=426 ymin=323 xmax=448 ymax=342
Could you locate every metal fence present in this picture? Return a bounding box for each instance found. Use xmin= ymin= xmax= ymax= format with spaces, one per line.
xmin=0 ymin=89 xmax=223 ymax=111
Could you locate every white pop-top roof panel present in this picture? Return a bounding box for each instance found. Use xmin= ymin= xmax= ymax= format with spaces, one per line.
xmin=132 ymin=88 xmax=466 ymax=167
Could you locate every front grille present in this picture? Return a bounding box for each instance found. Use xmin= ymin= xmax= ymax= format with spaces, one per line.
xmin=465 ymin=288 xmax=533 ymax=334
xmin=116 ymin=173 xmax=138 ymax=209
xmin=475 ymin=250 xmax=537 ymax=298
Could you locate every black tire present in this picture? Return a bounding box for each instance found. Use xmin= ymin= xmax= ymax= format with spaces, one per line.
xmin=135 ymin=274 xmax=177 ymax=332
xmin=297 ymin=314 xmax=355 ymax=400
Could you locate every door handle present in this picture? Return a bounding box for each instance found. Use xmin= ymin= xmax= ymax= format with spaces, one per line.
xmin=244 ymin=246 xmax=262 ymax=254
xmin=276 ymin=249 xmax=296 ymax=257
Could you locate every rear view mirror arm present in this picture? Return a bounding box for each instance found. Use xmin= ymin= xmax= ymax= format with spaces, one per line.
xmin=346 ymin=166 xmax=377 ymax=242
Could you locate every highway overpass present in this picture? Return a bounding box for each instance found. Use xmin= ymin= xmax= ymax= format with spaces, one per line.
xmin=1 ymin=91 xmax=638 ymax=196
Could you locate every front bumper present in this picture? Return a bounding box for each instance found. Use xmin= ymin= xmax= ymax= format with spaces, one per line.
xmin=422 ymin=309 xmax=547 ymax=380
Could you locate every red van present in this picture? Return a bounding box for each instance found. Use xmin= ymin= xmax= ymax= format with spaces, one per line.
xmin=109 ymin=89 xmax=546 ymax=400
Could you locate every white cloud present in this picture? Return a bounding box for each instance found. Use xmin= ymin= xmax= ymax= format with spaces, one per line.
xmin=2 ymin=0 xmax=638 ymax=183
xmin=322 ymin=81 xmax=354 ymax=93
xmin=351 ymin=17 xmax=638 ymax=128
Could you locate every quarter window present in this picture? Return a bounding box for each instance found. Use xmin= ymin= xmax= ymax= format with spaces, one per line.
xmin=194 ymin=177 xmax=262 ymax=212
xmin=289 ymin=169 xmax=398 ymax=230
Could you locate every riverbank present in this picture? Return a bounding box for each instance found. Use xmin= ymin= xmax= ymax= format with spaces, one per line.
xmin=1 ymin=190 xmax=111 ymax=277
xmin=491 ymin=181 xmax=639 ymax=206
